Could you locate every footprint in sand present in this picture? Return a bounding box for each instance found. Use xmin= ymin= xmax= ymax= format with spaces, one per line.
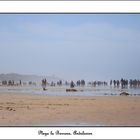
xmin=6 ymin=107 xmax=16 ymax=111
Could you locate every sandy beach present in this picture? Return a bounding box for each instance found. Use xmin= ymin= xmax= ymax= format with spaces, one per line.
xmin=0 ymin=92 xmax=140 ymax=126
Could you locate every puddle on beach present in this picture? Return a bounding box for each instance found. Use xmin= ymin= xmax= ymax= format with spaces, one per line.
xmin=0 ymin=86 xmax=140 ymax=96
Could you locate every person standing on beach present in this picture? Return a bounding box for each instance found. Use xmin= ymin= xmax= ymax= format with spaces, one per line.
xmin=70 ymin=81 xmax=75 ymax=88
xmin=110 ymin=80 xmax=112 ymax=86
xmin=42 ymin=79 xmax=47 ymax=90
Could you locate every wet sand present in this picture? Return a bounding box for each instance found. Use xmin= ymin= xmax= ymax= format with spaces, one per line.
xmin=0 ymin=92 xmax=140 ymax=126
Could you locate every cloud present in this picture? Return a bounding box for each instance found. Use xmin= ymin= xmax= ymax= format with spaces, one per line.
xmin=18 ymin=21 xmax=140 ymax=43
xmin=1 ymin=19 xmax=140 ymax=49
xmin=0 ymin=17 xmax=140 ymax=80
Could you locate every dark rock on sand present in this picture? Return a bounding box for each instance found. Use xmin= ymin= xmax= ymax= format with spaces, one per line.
xmin=66 ymin=89 xmax=78 ymax=92
xmin=43 ymin=88 xmax=47 ymax=91
xmin=120 ymin=92 xmax=129 ymax=96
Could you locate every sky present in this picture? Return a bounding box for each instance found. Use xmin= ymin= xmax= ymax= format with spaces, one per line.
xmin=0 ymin=14 xmax=140 ymax=81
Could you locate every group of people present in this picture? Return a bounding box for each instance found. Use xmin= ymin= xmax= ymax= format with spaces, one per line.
xmin=0 ymin=80 xmax=37 ymax=86
xmin=76 ymin=80 xmax=85 ymax=86
xmin=67 ymin=80 xmax=85 ymax=88
xmin=110 ymin=79 xmax=140 ymax=88
xmin=41 ymin=79 xmax=85 ymax=89
xmin=41 ymin=78 xmax=140 ymax=90
xmin=88 ymin=81 xmax=108 ymax=87
xmin=1 ymin=78 xmax=139 ymax=90
xmin=41 ymin=79 xmax=109 ymax=89
xmin=129 ymin=79 xmax=140 ymax=88
xmin=1 ymin=80 xmax=22 ymax=86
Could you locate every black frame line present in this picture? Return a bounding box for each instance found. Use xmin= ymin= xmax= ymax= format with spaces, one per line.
xmin=0 ymin=12 xmax=140 ymax=128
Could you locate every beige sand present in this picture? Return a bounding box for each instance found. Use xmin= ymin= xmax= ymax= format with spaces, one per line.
xmin=0 ymin=92 xmax=140 ymax=126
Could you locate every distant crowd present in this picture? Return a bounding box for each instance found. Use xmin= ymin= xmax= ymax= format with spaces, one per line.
xmin=110 ymin=79 xmax=140 ymax=88
xmin=41 ymin=78 xmax=140 ymax=89
xmin=0 ymin=78 xmax=140 ymax=89
xmin=0 ymin=80 xmax=36 ymax=86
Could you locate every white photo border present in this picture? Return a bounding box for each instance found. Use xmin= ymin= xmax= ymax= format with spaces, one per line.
xmin=0 ymin=1 xmax=140 ymax=13
xmin=0 ymin=1 xmax=140 ymax=139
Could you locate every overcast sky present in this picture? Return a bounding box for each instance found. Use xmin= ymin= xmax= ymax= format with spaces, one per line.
xmin=0 ymin=14 xmax=140 ymax=81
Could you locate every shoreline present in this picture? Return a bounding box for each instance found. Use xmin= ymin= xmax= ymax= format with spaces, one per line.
xmin=0 ymin=92 xmax=140 ymax=126
xmin=0 ymin=86 xmax=140 ymax=97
